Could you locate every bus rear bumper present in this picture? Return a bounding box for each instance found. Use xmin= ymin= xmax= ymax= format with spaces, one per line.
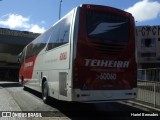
xmin=72 ymin=88 xmax=137 ymax=103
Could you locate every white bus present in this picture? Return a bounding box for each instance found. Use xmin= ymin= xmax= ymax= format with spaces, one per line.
xmin=18 ymin=4 xmax=137 ymax=103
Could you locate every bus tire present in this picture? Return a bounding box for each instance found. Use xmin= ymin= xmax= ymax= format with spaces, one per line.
xmin=21 ymin=76 xmax=24 ymax=85
xmin=23 ymin=86 xmax=27 ymax=91
xmin=42 ymin=81 xmax=49 ymax=104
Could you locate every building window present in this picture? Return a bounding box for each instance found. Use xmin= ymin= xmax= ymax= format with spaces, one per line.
xmin=141 ymin=38 xmax=156 ymax=47
xmin=141 ymin=53 xmax=156 ymax=57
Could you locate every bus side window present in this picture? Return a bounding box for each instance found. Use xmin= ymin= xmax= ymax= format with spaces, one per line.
xmin=47 ymin=13 xmax=72 ymax=51
xmin=47 ymin=24 xmax=60 ymax=51
xmin=17 ymin=52 xmax=22 ymax=63
xmin=18 ymin=49 xmax=25 ymax=64
xmin=21 ymin=52 xmax=24 ymax=64
xmin=58 ymin=19 xmax=70 ymax=44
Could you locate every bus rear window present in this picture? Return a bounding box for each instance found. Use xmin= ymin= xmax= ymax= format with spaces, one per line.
xmin=87 ymin=11 xmax=130 ymax=44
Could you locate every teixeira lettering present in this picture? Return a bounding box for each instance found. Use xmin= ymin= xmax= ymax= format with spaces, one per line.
xmin=85 ymin=59 xmax=129 ymax=68
xmin=25 ymin=61 xmax=33 ymax=67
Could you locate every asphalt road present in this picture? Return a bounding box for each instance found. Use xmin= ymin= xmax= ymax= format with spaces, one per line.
xmin=0 ymin=82 xmax=160 ymax=120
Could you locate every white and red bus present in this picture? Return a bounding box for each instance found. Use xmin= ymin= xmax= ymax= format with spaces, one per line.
xmin=18 ymin=4 xmax=137 ymax=103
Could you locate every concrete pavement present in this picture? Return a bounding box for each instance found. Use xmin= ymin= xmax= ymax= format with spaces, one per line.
xmin=0 ymin=82 xmax=70 ymax=120
xmin=0 ymin=82 xmax=21 ymax=111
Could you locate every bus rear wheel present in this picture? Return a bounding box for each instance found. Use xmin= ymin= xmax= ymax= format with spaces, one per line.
xmin=42 ymin=81 xmax=49 ymax=104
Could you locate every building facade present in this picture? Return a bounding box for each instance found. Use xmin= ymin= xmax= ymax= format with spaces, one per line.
xmin=136 ymin=26 xmax=160 ymax=68
xmin=0 ymin=28 xmax=40 ymax=81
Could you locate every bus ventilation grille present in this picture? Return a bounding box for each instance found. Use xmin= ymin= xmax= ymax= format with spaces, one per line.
xmin=92 ymin=41 xmax=126 ymax=55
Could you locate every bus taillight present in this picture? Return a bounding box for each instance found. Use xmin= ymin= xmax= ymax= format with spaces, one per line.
xmin=74 ymin=67 xmax=79 ymax=81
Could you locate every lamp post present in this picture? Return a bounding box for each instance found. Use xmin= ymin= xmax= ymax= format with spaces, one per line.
xmin=59 ymin=0 xmax=62 ymax=20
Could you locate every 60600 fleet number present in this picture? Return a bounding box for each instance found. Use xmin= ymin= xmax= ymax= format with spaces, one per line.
xmin=96 ymin=73 xmax=116 ymax=80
